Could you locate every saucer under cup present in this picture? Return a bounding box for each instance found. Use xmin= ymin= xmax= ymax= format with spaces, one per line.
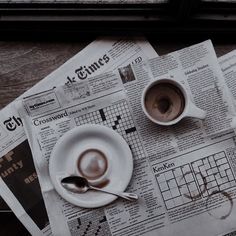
xmin=49 ymin=124 xmax=133 ymax=208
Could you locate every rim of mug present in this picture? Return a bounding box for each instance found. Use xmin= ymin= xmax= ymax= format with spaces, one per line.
xmin=141 ymin=78 xmax=189 ymax=126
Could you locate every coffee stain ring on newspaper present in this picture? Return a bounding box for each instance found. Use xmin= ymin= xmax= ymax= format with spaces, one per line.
xmin=49 ymin=124 xmax=134 ymax=208
xmin=180 ymin=171 xmax=207 ymax=200
xmin=205 ymin=190 xmax=233 ymax=220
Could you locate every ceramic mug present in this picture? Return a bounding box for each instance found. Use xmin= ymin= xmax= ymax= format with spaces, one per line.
xmin=141 ymin=78 xmax=206 ymax=126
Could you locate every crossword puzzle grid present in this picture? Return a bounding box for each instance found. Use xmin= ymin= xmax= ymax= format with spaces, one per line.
xmin=191 ymin=151 xmax=236 ymax=197
xmin=74 ymin=100 xmax=145 ymax=159
xmin=156 ymin=164 xmax=200 ymax=210
xmin=68 ymin=210 xmax=111 ymax=236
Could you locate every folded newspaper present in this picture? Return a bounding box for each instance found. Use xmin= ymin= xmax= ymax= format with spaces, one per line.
xmin=0 ymin=37 xmax=157 ymax=235
xmin=17 ymin=40 xmax=236 ymax=236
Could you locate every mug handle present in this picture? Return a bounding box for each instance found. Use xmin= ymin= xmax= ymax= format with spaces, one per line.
xmin=185 ymin=102 xmax=207 ymax=120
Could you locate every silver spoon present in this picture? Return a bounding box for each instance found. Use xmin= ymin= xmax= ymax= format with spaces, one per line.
xmin=61 ymin=176 xmax=138 ymax=201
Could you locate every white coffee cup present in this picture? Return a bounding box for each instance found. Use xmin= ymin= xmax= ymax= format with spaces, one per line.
xmin=141 ymin=78 xmax=206 ymax=126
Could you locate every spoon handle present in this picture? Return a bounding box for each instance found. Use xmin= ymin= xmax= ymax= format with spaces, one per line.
xmin=89 ymin=186 xmax=138 ymax=201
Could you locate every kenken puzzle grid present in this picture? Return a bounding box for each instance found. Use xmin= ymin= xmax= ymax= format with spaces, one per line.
xmin=191 ymin=151 xmax=236 ymax=197
xmin=156 ymin=151 xmax=236 ymax=210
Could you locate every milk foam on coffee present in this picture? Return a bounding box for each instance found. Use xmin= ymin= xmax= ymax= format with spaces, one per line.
xmin=144 ymin=83 xmax=185 ymax=122
xmin=78 ymin=149 xmax=108 ymax=180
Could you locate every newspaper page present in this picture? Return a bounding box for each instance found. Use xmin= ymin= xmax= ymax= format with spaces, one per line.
xmin=219 ymin=50 xmax=236 ymax=131
xmin=0 ymin=37 xmax=157 ymax=235
xmin=18 ymin=40 xmax=236 ymax=236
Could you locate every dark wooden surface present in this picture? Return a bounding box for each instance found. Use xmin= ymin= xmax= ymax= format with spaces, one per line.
xmin=0 ymin=40 xmax=91 ymax=109
xmin=0 ymin=38 xmax=236 ymax=235
xmin=1 ymin=38 xmax=236 ymax=109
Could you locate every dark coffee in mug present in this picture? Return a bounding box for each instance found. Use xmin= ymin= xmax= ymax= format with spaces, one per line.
xmin=144 ymin=82 xmax=185 ymax=122
xmin=77 ymin=149 xmax=108 ymax=180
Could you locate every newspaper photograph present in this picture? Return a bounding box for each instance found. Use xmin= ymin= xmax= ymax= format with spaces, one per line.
xmin=0 ymin=37 xmax=157 ymax=235
xmin=18 ymin=40 xmax=236 ymax=236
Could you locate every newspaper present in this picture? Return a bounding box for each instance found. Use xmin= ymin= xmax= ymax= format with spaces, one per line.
xmin=0 ymin=37 xmax=157 ymax=235
xmin=219 ymin=50 xmax=236 ymax=131
xmin=17 ymin=40 xmax=236 ymax=236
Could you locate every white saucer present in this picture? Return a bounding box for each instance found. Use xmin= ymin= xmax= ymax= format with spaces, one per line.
xmin=49 ymin=124 xmax=133 ymax=208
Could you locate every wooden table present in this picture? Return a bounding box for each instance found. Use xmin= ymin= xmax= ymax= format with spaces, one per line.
xmin=0 ymin=38 xmax=236 ymax=235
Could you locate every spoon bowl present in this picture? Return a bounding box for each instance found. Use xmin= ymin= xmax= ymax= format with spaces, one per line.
xmin=61 ymin=176 xmax=89 ymax=193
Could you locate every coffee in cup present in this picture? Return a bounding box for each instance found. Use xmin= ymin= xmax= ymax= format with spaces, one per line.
xmin=141 ymin=78 xmax=206 ymax=125
xmin=144 ymin=83 xmax=185 ymax=123
xmin=77 ymin=148 xmax=109 ymax=185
